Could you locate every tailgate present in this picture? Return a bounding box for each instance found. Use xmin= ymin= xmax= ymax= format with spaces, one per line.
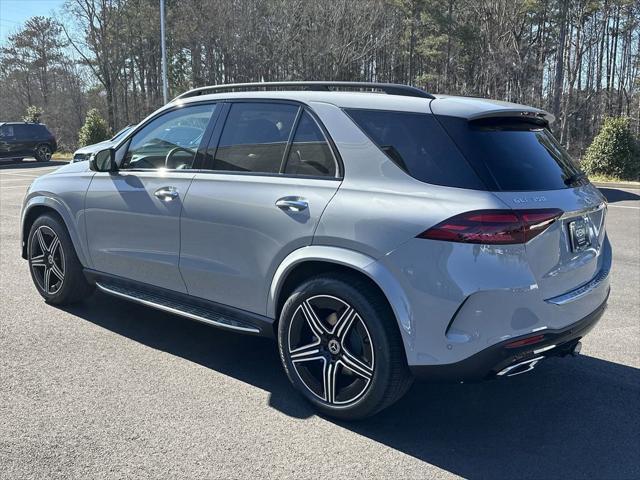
xmin=493 ymin=183 xmax=608 ymax=299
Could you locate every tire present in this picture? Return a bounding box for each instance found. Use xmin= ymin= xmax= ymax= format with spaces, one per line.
xmin=27 ymin=213 xmax=94 ymax=305
xmin=278 ymin=274 xmax=413 ymax=420
xmin=35 ymin=144 xmax=52 ymax=162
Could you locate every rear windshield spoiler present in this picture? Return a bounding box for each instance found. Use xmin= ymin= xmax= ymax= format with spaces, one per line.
xmin=469 ymin=116 xmax=549 ymax=130
xmin=467 ymin=109 xmax=554 ymax=127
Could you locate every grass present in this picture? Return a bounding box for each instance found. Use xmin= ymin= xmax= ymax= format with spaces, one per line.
xmin=51 ymin=152 xmax=73 ymax=161
xmin=587 ymin=173 xmax=640 ymax=185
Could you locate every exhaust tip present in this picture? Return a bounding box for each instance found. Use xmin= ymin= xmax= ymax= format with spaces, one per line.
xmin=497 ymin=356 xmax=544 ymax=377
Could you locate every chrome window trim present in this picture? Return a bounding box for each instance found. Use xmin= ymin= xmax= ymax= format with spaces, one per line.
xmin=559 ymin=202 xmax=606 ymax=220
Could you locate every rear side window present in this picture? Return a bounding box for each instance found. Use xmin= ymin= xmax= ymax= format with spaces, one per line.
xmin=284 ymin=111 xmax=337 ymax=177
xmin=13 ymin=124 xmax=33 ymax=138
xmin=436 ymin=116 xmax=584 ymax=191
xmin=345 ymin=109 xmax=485 ymax=190
xmin=213 ymin=102 xmax=298 ymax=173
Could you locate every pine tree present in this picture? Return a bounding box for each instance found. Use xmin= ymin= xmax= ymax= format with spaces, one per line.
xmin=78 ymin=109 xmax=110 ymax=147
xmin=582 ymin=117 xmax=640 ymax=181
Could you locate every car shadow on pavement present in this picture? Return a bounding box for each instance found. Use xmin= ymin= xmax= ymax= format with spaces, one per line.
xmin=63 ymin=291 xmax=313 ymax=418
xmin=65 ymin=291 xmax=640 ymax=480
xmin=346 ymin=357 xmax=640 ymax=479
xmin=0 ymin=159 xmax=68 ymax=170
xmin=598 ymin=187 xmax=640 ymax=203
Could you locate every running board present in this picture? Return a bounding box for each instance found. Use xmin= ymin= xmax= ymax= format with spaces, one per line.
xmin=95 ymin=282 xmax=262 ymax=334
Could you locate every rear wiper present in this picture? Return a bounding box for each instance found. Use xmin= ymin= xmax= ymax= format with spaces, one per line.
xmin=564 ymin=171 xmax=587 ymax=186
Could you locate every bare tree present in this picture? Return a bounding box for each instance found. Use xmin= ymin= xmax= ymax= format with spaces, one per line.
xmin=1 ymin=0 xmax=638 ymax=154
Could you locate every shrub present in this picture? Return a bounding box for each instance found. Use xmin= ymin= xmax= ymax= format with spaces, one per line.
xmin=78 ymin=109 xmax=110 ymax=147
xmin=582 ymin=116 xmax=639 ymax=180
xmin=22 ymin=105 xmax=42 ymax=123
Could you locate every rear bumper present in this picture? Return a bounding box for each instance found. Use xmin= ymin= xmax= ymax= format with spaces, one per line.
xmin=410 ymin=289 xmax=608 ymax=382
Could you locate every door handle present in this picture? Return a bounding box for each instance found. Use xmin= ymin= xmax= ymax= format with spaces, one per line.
xmin=275 ymin=196 xmax=308 ymax=212
xmin=154 ymin=186 xmax=179 ymax=201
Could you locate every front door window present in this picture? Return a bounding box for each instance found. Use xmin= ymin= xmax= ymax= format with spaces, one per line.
xmin=122 ymin=104 xmax=217 ymax=170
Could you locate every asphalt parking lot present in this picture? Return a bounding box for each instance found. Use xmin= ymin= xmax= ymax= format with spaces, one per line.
xmin=1 ymin=161 xmax=638 ymax=480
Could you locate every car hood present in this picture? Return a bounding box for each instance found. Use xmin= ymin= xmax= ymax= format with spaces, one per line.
xmin=73 ymin=140 xmax=114 ymax=156
xmin=49 ymin=159 xmax=92 ymax=175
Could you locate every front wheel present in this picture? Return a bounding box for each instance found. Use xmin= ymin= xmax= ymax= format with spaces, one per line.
xmin=28 ymin=214 xmax=94 ymax=304
xmin=278 ymin=274 xmax=413 ymax=420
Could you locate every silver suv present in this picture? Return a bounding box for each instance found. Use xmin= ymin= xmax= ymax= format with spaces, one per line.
xmin=21 ymin=82 xmax=610 ymax=419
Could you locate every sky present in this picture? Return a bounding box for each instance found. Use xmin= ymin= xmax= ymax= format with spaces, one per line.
xmin=0 ymin=0 xmax=65 ymax=45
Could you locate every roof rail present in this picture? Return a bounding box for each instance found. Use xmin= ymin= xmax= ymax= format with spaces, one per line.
xmin=173 ymin=81 xmax=435 ymax=101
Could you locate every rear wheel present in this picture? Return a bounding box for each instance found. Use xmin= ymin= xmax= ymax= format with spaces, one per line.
xmin=35 ymin=144 xmax=52 ymax=162
xmin=278 ymin=274 xmax=413 ymax=420
xmin=28 ymin=214 xmax=93 ymax=304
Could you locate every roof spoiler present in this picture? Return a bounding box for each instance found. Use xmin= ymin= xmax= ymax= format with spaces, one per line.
xmin=468 ymin=109 xmax=555 ymax=125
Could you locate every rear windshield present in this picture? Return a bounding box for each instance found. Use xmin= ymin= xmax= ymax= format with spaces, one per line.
xmin=345 ymin=109 xmax=486 ymax=190
xmin=436 ymin=116 xmax=585 ymax=191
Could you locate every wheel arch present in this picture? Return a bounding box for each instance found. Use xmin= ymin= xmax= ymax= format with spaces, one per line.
xmin=21 ymin=197 xmax=88 ymax=266
xmin=268 ymin=246 xmax=414 ymax=354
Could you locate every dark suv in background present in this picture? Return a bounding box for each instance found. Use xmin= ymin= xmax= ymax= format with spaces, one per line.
xmin=0 ymin=122 xmax=57 ymax=162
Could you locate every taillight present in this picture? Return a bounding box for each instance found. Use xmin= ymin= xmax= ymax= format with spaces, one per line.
xmin=417 ymin=209 xmax=563 ymax=245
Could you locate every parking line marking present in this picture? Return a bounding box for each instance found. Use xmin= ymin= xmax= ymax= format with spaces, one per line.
xmin=0 ymin=172 xmax=40 ymax=175
xmin=0 ymin=173 xmax=51 ymax=178
xmin=0 ymin=179 xmax=34 ymax=184
xmin=608 ymin=204 xmax=640 ymax=210
xmin=0 ymin=170 xmax=49 ymax=174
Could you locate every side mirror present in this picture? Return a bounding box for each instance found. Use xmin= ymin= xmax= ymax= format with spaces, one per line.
xmin=89 ymin=148 xmax=116 ymax=172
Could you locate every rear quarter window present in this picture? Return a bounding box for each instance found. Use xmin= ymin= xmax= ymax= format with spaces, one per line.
xmin=436 ymin=116 xmax=584 ymax=191
xmin=345 ymin=109 xmax=485 ymax=190
xmin=36 ymin=125 xmax=52 ymax=137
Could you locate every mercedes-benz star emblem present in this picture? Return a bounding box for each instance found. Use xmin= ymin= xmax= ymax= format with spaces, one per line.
xmin=328 ymin=339 xmax=341 ymax=355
